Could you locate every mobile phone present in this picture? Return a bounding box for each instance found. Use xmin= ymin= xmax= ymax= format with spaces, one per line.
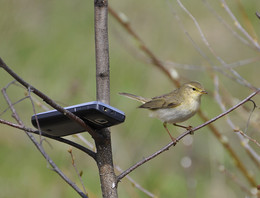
xmin=31 ymin=101 xmax=125 ymax=137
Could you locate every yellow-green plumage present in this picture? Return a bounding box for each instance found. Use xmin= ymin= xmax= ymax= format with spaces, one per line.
xmin=119 ymin=81 xmax=207 ymax=141
xmin=119 ymin=81 xmax=207 ymax=124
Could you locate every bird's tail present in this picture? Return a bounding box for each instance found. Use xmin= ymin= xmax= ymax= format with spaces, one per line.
xmin=119 ymin=93 xmax=150 ymax=104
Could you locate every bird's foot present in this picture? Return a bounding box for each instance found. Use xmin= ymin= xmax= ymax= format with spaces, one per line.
xmin=187 ymin=126 xmax=194 ymax=135
xmin=174 ymin=124 xmax=194 ymax=134
xmin=163 ymin=122 xmax=178 ymax=144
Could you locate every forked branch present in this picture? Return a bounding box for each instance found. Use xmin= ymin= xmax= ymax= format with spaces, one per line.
xmin=0 ymin=57 xmax=101 ymax=140
xmin=1 ymin=83 xmax=89 ymax=198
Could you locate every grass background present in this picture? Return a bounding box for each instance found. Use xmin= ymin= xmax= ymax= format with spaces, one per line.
xmin=0 ymin=0 xmax=260 ymax=197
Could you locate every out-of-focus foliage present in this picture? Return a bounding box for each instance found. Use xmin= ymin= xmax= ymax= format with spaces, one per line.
xmin=0 ymin=0 xmax=260 ymax=197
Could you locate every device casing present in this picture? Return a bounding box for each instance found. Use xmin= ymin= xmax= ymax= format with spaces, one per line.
xmin=31 ymin=101 xmax=125 ymax=137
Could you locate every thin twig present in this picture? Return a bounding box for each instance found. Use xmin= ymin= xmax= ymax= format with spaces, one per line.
xmin=221 ymin=0 xmax=260 ymax=50
xmin=1 ymin=86 xmax=89 ymax=198
xmin=0 ymin=57 xmax=101 ymax=140
xmin=177 ymin=0 xmax=224 ymax=63
xmin=0 ymin=95 xmax=29 ymax=117
xmin=214 ymin=76 xmax=260 ymax=167
xmin=74 ymin=134 xmax=155 ymax=197
xmin=176 ymin=0 xmax=255 ymax=90
xmin=108 ymin=6 xmax=181 ymax=87
xmin=218 ymin=164 xmax=253 ymax=196
xmin=27 ymin=86 xmax=44 ymax=144
xmin=162 ymin=57 xmax=260 ymax=71
xmin=202 ymin=0 xmax=253 ymax=49
xmin=116 ymin=89 xmax=260 ymax=184
xmin=0 ymin=118 xmax=96 ymax=159
xmin=166 ymin=0 xmax=216 ymax=70
xmin=190 ymin=90 xmax=259 ymax=132
xmin=243 ymin=99 xmax=257 ymax=133
xmin=115 ymin=166 xmax=156 ymax=198
xmin=110 ymin=4 xmax=259 ymax=187
xmin=76 ymin=134 xmax=96 ymax=151
xmin=68 ymin=148 xmax=88 ymax=195
xmin=167 ymin=0 xmax=259 ymax=91
xmin=234 ymin=129 xmax=260 ymax=148
xmin=117 ymin=89 xmax=260 ymax=186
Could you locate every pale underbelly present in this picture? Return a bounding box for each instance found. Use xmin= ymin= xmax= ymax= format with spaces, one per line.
xmin=149 ymin=105 xmax=198 ymax=123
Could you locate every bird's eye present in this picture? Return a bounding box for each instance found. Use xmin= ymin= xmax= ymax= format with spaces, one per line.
xmin=192 ymin=87 xmax=196 ymax=91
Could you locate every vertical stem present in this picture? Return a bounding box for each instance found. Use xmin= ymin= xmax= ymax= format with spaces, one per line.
xmin=94 ymin=0 xmax=118 ymax=197
xmin=95 ymin=0 xmax=110 ymax=104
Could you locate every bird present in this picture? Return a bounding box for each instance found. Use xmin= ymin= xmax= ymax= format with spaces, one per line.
xmin=119 ymin=81 xmax=207 ymax=141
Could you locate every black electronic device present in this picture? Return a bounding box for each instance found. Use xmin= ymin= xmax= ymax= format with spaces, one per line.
xmin=31 ymin=101 xmax=125 ymax=137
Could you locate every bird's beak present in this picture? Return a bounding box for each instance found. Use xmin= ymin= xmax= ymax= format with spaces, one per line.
xmin=200 ymin=90 xmax=207 ymax=94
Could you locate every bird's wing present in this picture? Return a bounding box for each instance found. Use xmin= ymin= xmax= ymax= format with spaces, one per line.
xmin=119 ymin=92 xmax=150 ymax=104
xmin=139 ymin=96 xmax=181 ymax=110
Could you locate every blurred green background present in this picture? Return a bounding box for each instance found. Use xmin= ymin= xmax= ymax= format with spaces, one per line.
xmin=1 ymin=0 xmax=260 ymax=197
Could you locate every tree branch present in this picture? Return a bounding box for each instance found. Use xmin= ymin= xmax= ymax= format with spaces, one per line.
xmin=1 ymin=85 xmax=89 ymax=198
xmin=0 ymin=118 xmax=96 ymax=159
xmin=116 ymin=89 xmax=260 ymax=184
xmin=0 ymin=57 xmax=101 ymax=140
xmin=109 ymin=5 xmax=259 ymax=188
xmin=94 ymin=0 xmax=118 ymax=197
xmin=108 ymin=6 xmax=181 ymax=87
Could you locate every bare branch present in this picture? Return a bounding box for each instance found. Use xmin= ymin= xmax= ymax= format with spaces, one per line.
xmin=0 ymin=57 xmax=101 ymax=140
xmin=218 ymin=164 xmax=254 ymax=196
xmin=115 ymin=166 xmax=156 ymax=198
xmin=117 ymin=89 xmax=260 ymax=184
xmin=0 ymin=118 xmax=96 ymax=159
xmin=177 ymin=0 xmax=223 ymax=63
xmin=243 ymin=99 xmax=257 ymax=133
xmin=221 ymin=0 xmax=260 ymax=50
xmin=203 ymin=0 xmax=254 ymax=49
xmin=74 ymin=134 xmax=155 ymax=197
xmin=68 ymin=148 xmax=88 ymax=195
xmin=109 ymin=3 xmax=259 ymax=188
xmin=108 ymin=6 xmax=181 ymax=87
xmin=1 ymin=86 xmax=89 ymax=198
xmin=214 ymin=76 xmax=260 ymax=167
xmin=94 ymin=0 xmax=118 ymax=197
xmin=234 ymin=129 xmax=260 ymax=148
xmin=176 ymin=0 xmax=256 ymax=90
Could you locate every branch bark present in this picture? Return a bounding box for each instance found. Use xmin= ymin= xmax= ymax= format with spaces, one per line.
xmin=94 ymin=0 xmax=118 ymax=197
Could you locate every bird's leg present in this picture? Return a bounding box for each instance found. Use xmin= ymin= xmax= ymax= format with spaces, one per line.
xmin=173 ymin=123 xmax=194 ymax=134
xmin=163 ymin=122 xmax=177 ymax=142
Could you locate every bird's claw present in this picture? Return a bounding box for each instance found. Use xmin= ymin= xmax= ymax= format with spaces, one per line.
xmin=187 ymin=126 xmax=194 ymax=135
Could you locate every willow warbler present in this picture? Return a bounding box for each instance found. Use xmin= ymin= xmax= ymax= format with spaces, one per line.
xmin=119 ymin=81 xmax=207 ymax=141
